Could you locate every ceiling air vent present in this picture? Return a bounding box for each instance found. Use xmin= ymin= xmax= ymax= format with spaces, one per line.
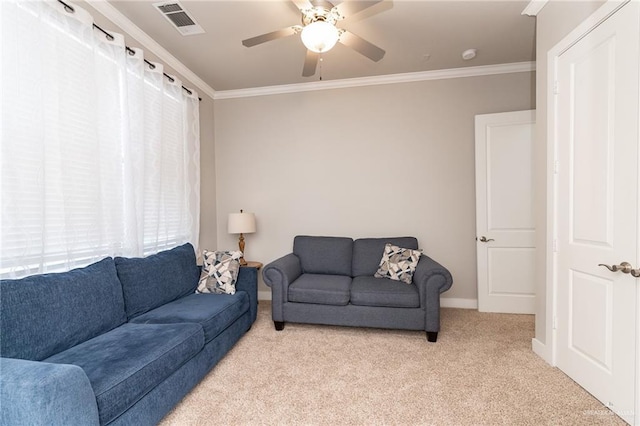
xmin=153 ymin=1 xmax=204 ymax=36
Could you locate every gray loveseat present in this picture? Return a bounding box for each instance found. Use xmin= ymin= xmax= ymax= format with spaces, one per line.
xmin=262 ymin=236 xmax=452 ymax=342
xmin=0 ymin=243 xmax=257 ymax=425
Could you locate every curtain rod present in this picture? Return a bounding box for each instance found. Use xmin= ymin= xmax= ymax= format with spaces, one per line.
xmin=57 ymin=0 xmax=201 ymax=101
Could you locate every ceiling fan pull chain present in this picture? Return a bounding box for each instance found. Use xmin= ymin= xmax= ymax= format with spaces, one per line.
xmin=319 ymin=55 xmax=323 ymax=81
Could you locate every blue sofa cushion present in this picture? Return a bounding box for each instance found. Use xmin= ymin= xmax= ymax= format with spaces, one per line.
xmin=352 ymin=237 xmax=419 ymax=277
xmin=350 ymin=276 xmax=420 ymax=308
xmin=289 ymin=274 xmax=352 ymax=306
xmin=115 ymin=243 xmax=201 ymax=319
xmin=129 ymin=292 xmax=250 ymax=343
xmin=44 ymin=322 xmax=203 ymax=425
xmin=293 ymin=236 xmax=353 ymax=276
xmin=0 ymin=258 xmax=126 ymax=361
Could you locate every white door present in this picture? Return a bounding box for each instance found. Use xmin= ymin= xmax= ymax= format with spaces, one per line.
xmin=554 ymin=2 xmax=638 ymax=423
xmin=475 ymin=110 xmax=536 ymax=313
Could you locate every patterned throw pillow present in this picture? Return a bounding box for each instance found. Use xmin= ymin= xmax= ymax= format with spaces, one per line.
xmin=374 ymin=243 xmax=422 ymax=284
xmin=196 ymin=250 xmax=242 ymax=295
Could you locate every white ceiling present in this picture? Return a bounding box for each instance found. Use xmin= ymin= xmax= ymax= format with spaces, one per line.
xmin=106 ymin=0 xmax=536 ymax=92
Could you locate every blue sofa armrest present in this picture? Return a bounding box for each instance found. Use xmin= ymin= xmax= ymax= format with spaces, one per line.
xmin=1 ymin=357 xmax=99 ymax=426
xmin=412 ymin=255 xmax=453 ymax=333
xmin=262 ymin=253 xmax=302 ymax=322
xmin=236 ymin=266 xmax=258 ymax=324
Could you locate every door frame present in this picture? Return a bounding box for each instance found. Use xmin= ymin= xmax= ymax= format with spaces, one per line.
xmin=544 ymin=0 xmax=639 ymax=423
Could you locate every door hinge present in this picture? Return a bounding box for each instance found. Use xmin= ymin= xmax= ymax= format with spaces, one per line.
xmin=553 ymin=239 xmax=558 ymax=253
xmin=553 ymin=316 xmax=558 ymax=330
xmin=554 ymin=161 xmax=559 ymax=175
xmin=553 ymin=80 xmax=559 ymax=94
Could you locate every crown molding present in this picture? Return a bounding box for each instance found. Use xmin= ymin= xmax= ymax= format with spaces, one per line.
xmin=522 ymin=0 xmax=549 ymax=16
xmin=82 ymin=1 xmax=534 ymax=102
xmin=85 ymin=0 xmax=216 ymax=100
xmin=213 ymin=61 xmax=536 ymax=100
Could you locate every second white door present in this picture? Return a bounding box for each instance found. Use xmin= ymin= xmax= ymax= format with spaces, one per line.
xmin=475 ymin=110 xmax=536 ymax=313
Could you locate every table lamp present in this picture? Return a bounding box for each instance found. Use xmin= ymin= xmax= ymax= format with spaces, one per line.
xmin=228 ymin=209 xmax=256 ymax=266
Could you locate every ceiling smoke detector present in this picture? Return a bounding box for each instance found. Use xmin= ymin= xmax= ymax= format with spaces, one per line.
xmin=462 ymin=48 xmax=477 ymax=60
xmin=153 ymin=2 xmax=204 ymax=36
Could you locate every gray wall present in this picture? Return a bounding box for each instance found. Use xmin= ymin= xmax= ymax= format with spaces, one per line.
xmin=214 ymin=72 xmax=534 ymax=302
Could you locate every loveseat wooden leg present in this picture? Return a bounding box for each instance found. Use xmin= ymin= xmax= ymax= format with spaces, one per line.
xmin=274 ymin=321 xmax=285 ymax=331
xmin=426 ymin=331 xmax=438 ymax=342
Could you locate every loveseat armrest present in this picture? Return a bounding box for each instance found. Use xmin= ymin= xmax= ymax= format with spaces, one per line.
xmin=413 ymin=255 xmax=453 ymax=294
xmin=262 ymin=253 xmax=303 ymax=289
xmin=412 ymin=255 xmax=453 ymax=335
xmin=0 ymin=357 xmax=100 ymax=426
xmin=262 ymin=253 xmax=302 ymax=322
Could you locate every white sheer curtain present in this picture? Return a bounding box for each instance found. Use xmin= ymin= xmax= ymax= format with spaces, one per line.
xmin=1 ymin=0 xmax=200 ymax=279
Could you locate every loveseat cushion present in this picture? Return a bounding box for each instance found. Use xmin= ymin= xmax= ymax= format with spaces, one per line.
xmin=129 ymin=292 xmax=250 ymax=343
xmin=350 ymin=276 xmax=420 ymax=308
xmin=289 ymin=274 xmax=352 ymax=306
xmin=0 ymin=258 xmax=126 ymax=361
xmin=115 ymin=243 xmax=201 ymax=319
xmin=352 ymin=237 xmax=419 ymax=277
xmin=293 ymin=236 xmax=353 ymax=276
xmin=44 ymin=323 xmax=203 ymax=425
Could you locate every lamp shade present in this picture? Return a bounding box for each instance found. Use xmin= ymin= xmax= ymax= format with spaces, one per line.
xmin=228 ymin=212 xmax=256 ymax=234
xmin=301 ymin=20 xmax=340 ymax=53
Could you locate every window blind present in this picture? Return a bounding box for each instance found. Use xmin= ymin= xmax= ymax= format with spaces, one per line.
xmin=1 ymin=0 xmax=200 ymax=279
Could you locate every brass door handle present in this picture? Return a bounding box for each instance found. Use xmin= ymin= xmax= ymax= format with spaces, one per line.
xmin=598 ymin=262 xmax=633 ymax=274
xmin=478 ymin=236 xmax=495 ymax=243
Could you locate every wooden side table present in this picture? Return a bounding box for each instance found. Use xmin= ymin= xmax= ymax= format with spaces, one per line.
xmin=242 ymin=261 xmax=263 ymax=270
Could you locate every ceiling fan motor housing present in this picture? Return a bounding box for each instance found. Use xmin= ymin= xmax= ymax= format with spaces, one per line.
xmin=241 ymin=0 xmax=386 ymax=76
xmin=301 ymin=4 xmax=341 ymax=27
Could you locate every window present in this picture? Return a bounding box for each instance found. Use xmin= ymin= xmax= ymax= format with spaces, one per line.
xmin=1 ymin=1 xmax=200 ymax=279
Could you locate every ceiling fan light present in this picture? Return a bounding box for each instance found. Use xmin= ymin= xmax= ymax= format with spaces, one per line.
xmin=301 ymin=20 xmax=339 ymax=53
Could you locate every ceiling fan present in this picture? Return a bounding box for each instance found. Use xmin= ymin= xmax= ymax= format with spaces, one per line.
xmin=242 ymin=0 xmax=386 ymax=77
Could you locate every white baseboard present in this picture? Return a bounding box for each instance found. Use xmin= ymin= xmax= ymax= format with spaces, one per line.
xmin=259 ymin=291 xmax=477 ymax=310
xmin=258 ymin=290 xmax=272 ymax=301
xmin=532 ymin=338 xmax=553 ymax=365
xmin=440 ymin=298 xmax=478 ymax=309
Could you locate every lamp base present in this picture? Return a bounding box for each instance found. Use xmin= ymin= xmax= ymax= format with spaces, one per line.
xmin=238 ymin=233 xmax=247 ymax=266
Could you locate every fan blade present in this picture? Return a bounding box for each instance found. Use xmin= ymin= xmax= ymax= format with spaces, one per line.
xmin=339 ymin=30 xmax=385 ymax=62
xmin=291 ymin=0 xmax=313 ymax=11
xmin=242 ymin=26 xmax=300 ymax=48
xmin=335 ymin=0 xmax=382 ymax=18
xmin=302 ymin=50 xmax=319 ymax=77
xmin=311 ymin=0 xmax=335 ymax=9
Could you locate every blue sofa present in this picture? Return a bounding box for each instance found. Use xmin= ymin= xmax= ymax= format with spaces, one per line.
xmin=0 ymin=243 xmax=257 ymax=425
xmin=263 ymin=236 xmax=453 ymax=342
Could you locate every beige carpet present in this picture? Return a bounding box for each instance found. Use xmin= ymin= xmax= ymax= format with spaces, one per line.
xmin=159 ymin=302 xmax=625 ymax=425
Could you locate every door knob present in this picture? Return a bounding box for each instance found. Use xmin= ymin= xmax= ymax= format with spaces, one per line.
xmin=478 ymin=236 xmax=495 ymax=243
xmin=598 ymin=262 xmax=633 ymax=274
